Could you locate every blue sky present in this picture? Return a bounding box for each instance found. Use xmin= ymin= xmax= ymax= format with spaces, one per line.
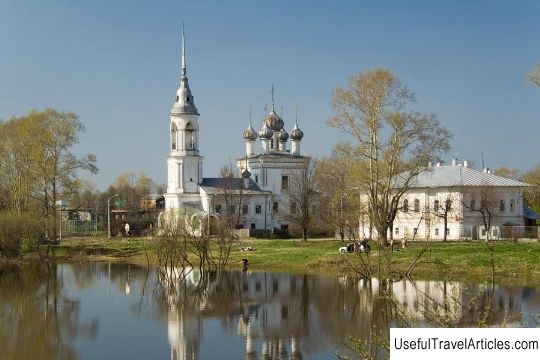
xmin=1 ymin=0 xmax=539 ymax=189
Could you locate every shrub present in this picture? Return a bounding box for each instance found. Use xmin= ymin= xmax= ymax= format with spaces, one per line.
xmin=0 ymin=211 xmax=44 ymax=259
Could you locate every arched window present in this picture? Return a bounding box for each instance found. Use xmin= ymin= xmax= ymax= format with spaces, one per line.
xmin=414 ymin=199 xmax=420 ymax=212
xmin=403 ymin=199 xmax=409 ymax=212
xmin=500 ymin=199 xmax=505 ymax=212
xmin=434 ymin=200 xmax=440 ymax=212
xmin=185 ymin=122 xmax=194 ymax=150
xmin=171 ymin=124 xmax=177 ymax=150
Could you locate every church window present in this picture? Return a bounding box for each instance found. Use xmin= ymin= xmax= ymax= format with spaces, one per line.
xmin=403 ymin=199 xmax=409 ymax=212
xmin=500 ymin=199 xmax=505 ymax=212
xmin=273 ymin=202 xmax=279 ymax=214
xmin=255 ymin=174 xmax=259 ymax=183
xmin=414 ymin=199 xmax=420 ymax=212
xmin=510 ymin=199 xmax=515 ymax=212
xmin=255 ymin=205 xmax=262 ymax=214
xmin=242 ymin=204 xmax=249 ymax=214
xmin=215 ymin=204 xmax=222 ymax=214
xmin=171 ymin=125 xmax=177 ymax=150
xmin=251 ymin=223 xmax=256 ymax=229
xmin=281 ymin=175 xmax=289 ymax=191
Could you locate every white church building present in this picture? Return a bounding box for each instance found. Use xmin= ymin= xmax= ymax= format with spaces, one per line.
xmin=164 ymin=31 xmax=309 ymax=233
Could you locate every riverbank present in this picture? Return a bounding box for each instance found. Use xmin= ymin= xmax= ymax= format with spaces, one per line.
xmin=21 ymin=236 xmax=540 ymax=285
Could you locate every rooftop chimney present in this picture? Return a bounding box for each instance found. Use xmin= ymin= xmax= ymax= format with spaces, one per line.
xmin=452 ymin=158 xmax=457 ymax=166
xmin=436 ymin=162 xmax=441 ymax=167
xmin=428 ymin=161 xmax=432 ymax=167
xmin=463 ymin=160 xmax=468 ymax=168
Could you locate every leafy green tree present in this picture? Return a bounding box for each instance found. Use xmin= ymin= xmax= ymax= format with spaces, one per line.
xmin=528 ymin=64 xmax=540 ymax=86
xmin=328 ymin=68 xmax=451 ymax=245
xmin=0 ymin=109 xmax=98 ymax=243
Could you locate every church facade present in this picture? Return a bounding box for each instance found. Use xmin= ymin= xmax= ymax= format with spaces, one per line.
xmin=164 ymin=31 xmax=309 ymax=232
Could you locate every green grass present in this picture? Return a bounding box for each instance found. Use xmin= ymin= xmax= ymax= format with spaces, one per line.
xmin=25 ymin=236 xmax=540 ymax=284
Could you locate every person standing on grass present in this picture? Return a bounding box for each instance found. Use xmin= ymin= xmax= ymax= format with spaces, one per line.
xmin=125 ymin=223 xmax=130 ymax=237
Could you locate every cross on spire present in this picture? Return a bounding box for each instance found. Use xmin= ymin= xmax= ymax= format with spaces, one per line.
xmin=271 ymin=84 xmax=275 ymax=111
xmin=181 ymin=23 xmax=186 ymax=78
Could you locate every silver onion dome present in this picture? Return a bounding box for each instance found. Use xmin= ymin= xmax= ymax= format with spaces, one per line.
xmin=278 ymin=128 xmax=289 ymax=141
xmin=264 ymin=110 xmax=284 ymax=131
xmin=243 ymin=124 xmax=257 ymax=141
xmin=242 ymin=168 xmax=251 ymax=179
xmin=258 ymin=124 xmax=273 ymax=139
xmin=290 ymin=123 xmax=304 ymax=140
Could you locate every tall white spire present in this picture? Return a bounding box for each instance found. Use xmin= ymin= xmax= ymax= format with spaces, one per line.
xmin=181 ymin=23 xmax=186 ymax=79
xmin=171 ymin=24 xmax=198 ymax=115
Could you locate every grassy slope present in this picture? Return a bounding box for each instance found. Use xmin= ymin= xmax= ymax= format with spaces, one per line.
xmin=41 ymin=237 xmax=540 ymax=284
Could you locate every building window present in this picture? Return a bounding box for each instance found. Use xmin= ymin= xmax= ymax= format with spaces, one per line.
xmin=413 ymin=228 xmax=418 ymax=235
xmin=395 ymin=227 xmax=400 ymax=235
xmin=290 ymin=201 xmax=297 ymax=214
xmin=242 ymin=204 xmax=249 ymax=214
xmin=446 ymin=228 xmax=450 ymax=235
xmin=470 ymin=199 xmax=476 ymax=210
xmin=414 ymin=199 xmax=420 ymax=212
xmin=273 ymin=202 xmax=279 ymax=214
xmin=255 ymin=174 xmax=259 ymax=183
xmin=510 ymin=199 xmax=515 ymax=212
xmin=255 ymin=205 xmax=262 ymax=214
xmin=481 ymin=228 xmax=487 ymax=236
xmin=250 ymin=223 xmax=256 ymax=229
xmin=435 ymin=228 xmax=439 ymax=236
xmin=281 ymin=175 xmax=289 ymax=191
xmin=500 ymin=199 xmax=505 ymax=212
xmin=403 ymin=199 xmax=409 ymax=212
xmin=228 ymin=205 xmax=236 ymax=214
xmin=215 ymin=204 xmax=222 ymax=214
xmin=434 ymin=200 xmax=440 ymax=212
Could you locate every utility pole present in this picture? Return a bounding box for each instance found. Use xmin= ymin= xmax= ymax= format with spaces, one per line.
xmin=107 ymin=194 xmax=119 ymax=239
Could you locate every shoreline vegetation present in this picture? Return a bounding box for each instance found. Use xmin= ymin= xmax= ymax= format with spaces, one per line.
xmin=7 ymin=236 xmax=540 ymax=286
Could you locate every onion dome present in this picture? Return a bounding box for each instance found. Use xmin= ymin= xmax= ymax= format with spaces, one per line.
xmin=278 ymin=128 xmax=289 ymax=141
xmin=243 ymin=124 xmax=257 ymax=141
xmin=258 ymin=124 xmax=273 ymax=139
xmin=264 ymin=110 xmax=284 ymax=131
xmin=242 ymin=168 xmax=251 ymax=179
xmin=290 ymin=122 xmax=304 ymax=141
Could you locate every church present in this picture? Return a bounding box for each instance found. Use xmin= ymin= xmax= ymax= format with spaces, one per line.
xmin=164 ymin=30 xmax=310 ymax=233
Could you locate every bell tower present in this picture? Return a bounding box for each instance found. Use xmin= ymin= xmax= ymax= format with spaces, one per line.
xmin=165 ymin=26 xmax=204 ymax=210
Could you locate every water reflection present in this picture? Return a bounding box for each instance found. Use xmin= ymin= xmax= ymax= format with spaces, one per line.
xmin=1 ymin=263 xmax=539 ymax=360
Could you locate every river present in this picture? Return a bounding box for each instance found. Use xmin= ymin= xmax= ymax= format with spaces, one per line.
xmin=0 ymin=262 xmax=539 ymax=359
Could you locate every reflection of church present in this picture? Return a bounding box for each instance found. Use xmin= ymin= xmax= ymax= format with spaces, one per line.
xmin=162 ymin=267 xmax=536 ymax=360
xmin=164 ymin=30 xmax=310 ymax=232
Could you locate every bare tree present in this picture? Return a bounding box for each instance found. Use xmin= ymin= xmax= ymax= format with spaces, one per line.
xmin=430 ymin=193 xmax=456 ymax=242
xmin=328 ymin=68 xmax=451 ymax=245
xmin=217 ymin=163 xmax=246 ymax=232
xmin=285 ymin=160 xmax=318 ymax=241
xmin=462 ymin=185 xmax=499 ymax=241
xmin=316 ymin=153 xmax=364 ymax=241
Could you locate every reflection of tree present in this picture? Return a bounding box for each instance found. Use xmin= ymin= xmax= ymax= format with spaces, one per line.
xmin=0 ymin=263 xmax=98 ymax=360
